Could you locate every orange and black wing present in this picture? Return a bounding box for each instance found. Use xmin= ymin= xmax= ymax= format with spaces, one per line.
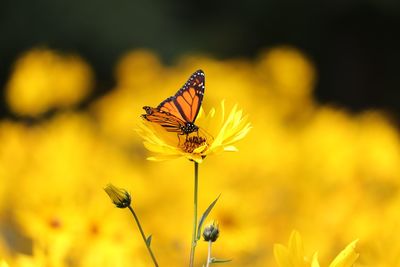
xmin=158 ymin=69 xmax=205 ymax=123
xmin=142 ymin=106 xmax=186 ymax=133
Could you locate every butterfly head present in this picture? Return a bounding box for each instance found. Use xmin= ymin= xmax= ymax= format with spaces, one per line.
xmin=143 ymin=106 xmax=153 ymax=115
xmin=142 ymin=106 xmax=163 ymax=121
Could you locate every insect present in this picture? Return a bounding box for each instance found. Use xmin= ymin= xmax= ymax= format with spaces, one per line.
xmin=142 ymin=69 xmax=205 ymax=137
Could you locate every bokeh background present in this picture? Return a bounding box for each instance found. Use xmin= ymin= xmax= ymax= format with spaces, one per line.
xmin=1 ymin=1 xmax=400 ymax=266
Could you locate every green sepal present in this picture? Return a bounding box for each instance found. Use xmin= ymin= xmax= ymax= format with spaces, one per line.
xmin=197 ymin=194 xmax=220 ymax=241
xmin=146 ymin=235 xmax=152 ymax=246
xmin=210 ymin=257 xmax=232 ymax=264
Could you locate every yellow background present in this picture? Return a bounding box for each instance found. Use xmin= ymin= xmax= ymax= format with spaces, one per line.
xmin=1 ymin=47 xmax=399 ymax=266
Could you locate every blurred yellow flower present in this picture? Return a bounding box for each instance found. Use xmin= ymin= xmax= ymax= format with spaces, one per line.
xmin=114 ymin=49 xmax=163 ymax=89
xmin=0 ymin=259 xmax=9 ymax=267
xmin=274 ymin=231 xmax=359 ymax=267
xmin=258 ymin=46 xmax=315 ymax=100
xmin=6 ymin=48 xmax=93 ymax=116
xmin=136 ymin=101 xmax=251 ymax=163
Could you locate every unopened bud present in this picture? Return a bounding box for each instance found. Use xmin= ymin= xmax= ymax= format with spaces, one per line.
xmin=104 ymin=184 xmax=131 ymax=208
xmin=203 ymin=222 xmax=219 ymax=242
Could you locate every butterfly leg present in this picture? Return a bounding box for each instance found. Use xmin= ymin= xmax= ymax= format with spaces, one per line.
xmin=177 ymin=133 xmax=183 ymax=146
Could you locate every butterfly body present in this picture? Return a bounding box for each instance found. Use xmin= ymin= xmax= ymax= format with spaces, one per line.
xmin=142 ymin=70 xmax=205 ymax=136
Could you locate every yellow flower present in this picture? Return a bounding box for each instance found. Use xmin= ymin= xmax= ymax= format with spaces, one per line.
xmin=274 ymin=231 xmax=359 ymax=267
xmin=136 ymin=101 xmax=251 ymax=163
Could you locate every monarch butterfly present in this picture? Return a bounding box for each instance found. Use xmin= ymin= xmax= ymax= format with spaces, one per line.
xmin=142 ymin=69 xmax=205 ymax=136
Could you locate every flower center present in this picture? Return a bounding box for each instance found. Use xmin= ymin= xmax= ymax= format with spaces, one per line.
xmin=181 ymin=136 xmax=208 ymax=153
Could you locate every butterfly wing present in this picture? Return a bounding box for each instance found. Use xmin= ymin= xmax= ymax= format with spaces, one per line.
xmin=158 ymin=69 xmax=205 ymax=123
xmin=142 ymin=106 xmax=186 ymax=133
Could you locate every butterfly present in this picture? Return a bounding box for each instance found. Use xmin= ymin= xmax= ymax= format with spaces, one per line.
xmin=142 ymin=69 xmax=205 ymax=136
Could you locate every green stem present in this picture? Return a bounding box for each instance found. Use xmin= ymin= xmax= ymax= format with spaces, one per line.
xmin=128 ymin=205 xmax=159 ymax=267
xmin=206 ymin=240 xmax=212 ymax=267
xmin=189 ymin=161 xmax=199 ymax=267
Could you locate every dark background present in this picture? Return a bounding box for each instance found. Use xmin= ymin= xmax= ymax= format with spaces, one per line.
xmin=1 ymin=0 xmax=400 ymax=120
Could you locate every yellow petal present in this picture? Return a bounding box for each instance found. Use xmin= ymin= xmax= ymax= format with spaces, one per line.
xmin=223 ymin=145 xmax=238 ymax=152
xmin=288 ymin=231 xmax=306 ymax=267
xmin=329 ymin=240 xmax=359 ymax=267
xmin=193 ymin=143 xmax=208 ymax=154
xmin=274 ymin=244 xmax=294 ymax=267
xmin=147 ymin=155 xmax=181 ymax=161
xmin=311 ymin=252 xmax=320 ymax=267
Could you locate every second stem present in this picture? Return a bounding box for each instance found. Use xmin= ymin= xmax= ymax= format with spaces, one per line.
xmin=189 ymin=161 xmax=199 ymax=267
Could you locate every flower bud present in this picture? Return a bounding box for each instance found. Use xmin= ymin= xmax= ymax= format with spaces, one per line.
xmin=203 ymin=222 xmax=219 ymax=242
xmin=104 ymin=184 xmax=131 ymax=208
